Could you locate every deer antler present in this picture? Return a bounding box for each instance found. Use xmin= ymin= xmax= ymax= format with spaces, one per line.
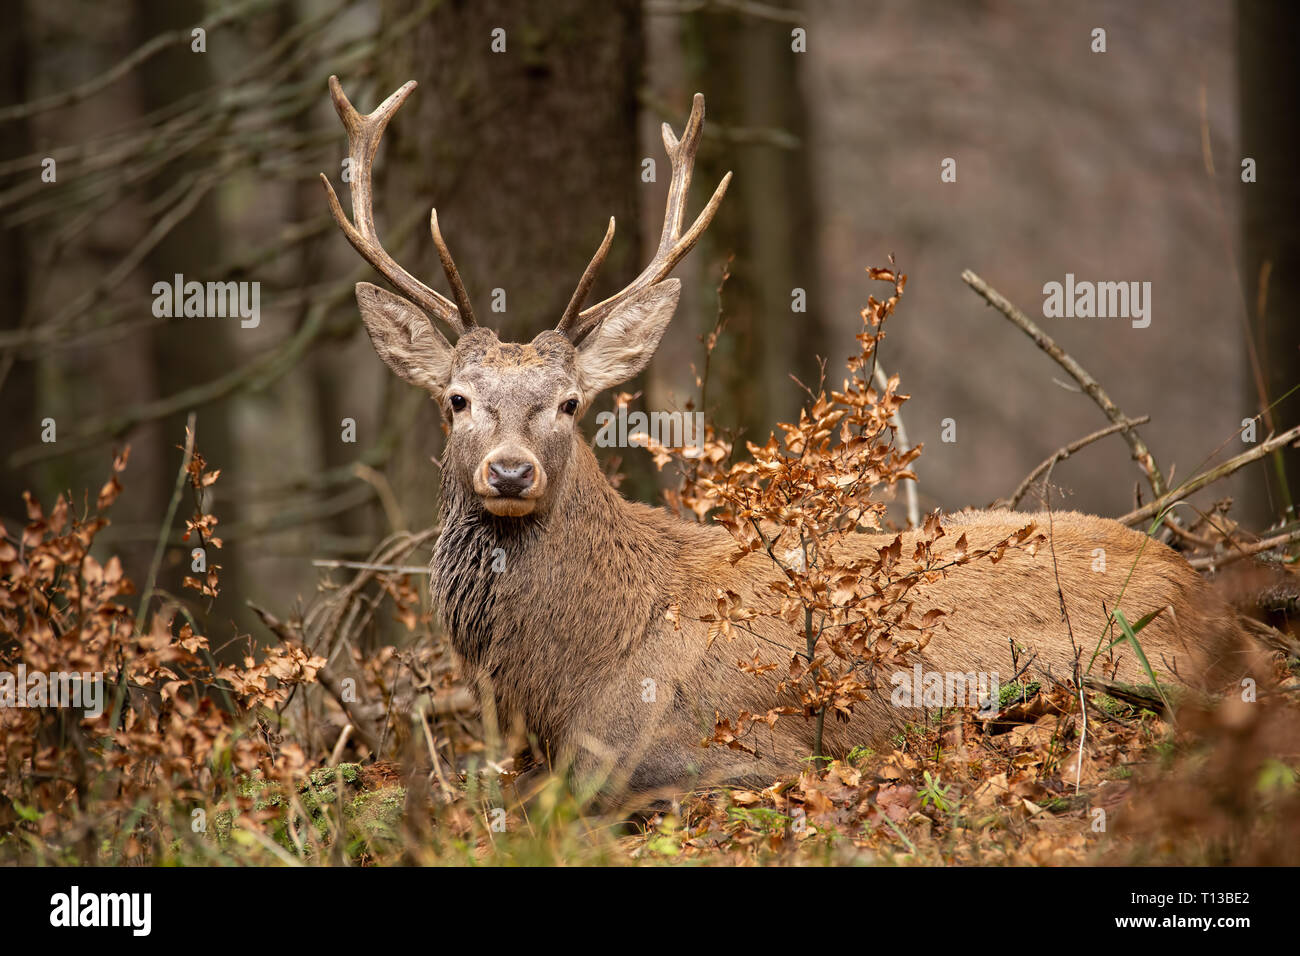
xmin=557 ymin=93 xmax=731 ymax=342
xmin=320 ymin=76 xmax=476 ymax=335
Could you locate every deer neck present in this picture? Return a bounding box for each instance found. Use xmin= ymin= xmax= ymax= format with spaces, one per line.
xmin=433 ymin=436 xmax=685 ymax=668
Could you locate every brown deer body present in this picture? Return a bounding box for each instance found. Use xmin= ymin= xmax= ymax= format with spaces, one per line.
xmin=433 ymin=437 xmax=1242 ymax=791
xmin=323 ymin=78 xmax=1250 ymax=795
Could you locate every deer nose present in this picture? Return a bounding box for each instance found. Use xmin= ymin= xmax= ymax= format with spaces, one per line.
xmin=487 ymin=460 xmax=535 ymax=497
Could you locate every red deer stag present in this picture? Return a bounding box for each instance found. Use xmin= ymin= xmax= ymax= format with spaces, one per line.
xmin=322 ymin=77 xmax=1252 ymax=796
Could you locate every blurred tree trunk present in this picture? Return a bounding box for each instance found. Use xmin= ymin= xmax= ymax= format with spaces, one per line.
xmin=284 ymin=1 xmax=382 ymax=550
xmin=130 ymin=0 xmax=245 ymax=634
xmin=0 ymin=2 xmax=33 ymax=531
xmin=682 ymin=1 xmax=828 ymax=446
xmin=1239 ymin=0 xmax=1300 ymax=524
xmin=378 ymin=0 xmax=643 ymax=523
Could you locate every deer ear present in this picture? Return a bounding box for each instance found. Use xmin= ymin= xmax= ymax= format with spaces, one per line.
xmin=355 ymin=282 xmax=455 ymax=395
xmin=575 ymin=279 xmax=680 ymax=395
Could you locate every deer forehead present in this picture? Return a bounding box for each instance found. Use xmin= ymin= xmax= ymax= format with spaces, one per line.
xmin=454 ymin=329 xmax=574 ymax=371
xmin=453 ymin=329 xmax=575 ymax=386
xmin=450 ymin=332 xmax=578 ymax=409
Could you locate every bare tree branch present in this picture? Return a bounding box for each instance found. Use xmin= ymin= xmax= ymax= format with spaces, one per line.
xmin=1119 ymin=424 xmax=1300 ymax=526
xmin=961 ymin=269 xmax=1167 ymax=498
xmin=993 ymin=416 xmax=1151 ymax=510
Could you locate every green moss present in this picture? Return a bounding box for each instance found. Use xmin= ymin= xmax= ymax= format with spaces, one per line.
xmin=346 ymin=786 xmax=406 ymax=859
xmin=1257 ymin=759 xmax=1297 ymax=795
xmin=213 ymin=807 xmax=233 ymax=845
xmin=1093 ymin=693 xmax=1128 ymax=716
xmin=210 ymin=764 xmax=405 ymax=861
xmin=727 ymin=806 xmax=792 ymax=835
xmin=847 ymin=745 xmax=874 ymax=766
xmin=309 ymin=763 xmax=360 ymax=788
xmin=998 ymin=680 xmax=1041 ymax=708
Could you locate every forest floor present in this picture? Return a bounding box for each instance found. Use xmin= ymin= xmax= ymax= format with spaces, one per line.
xmin=102 ymin=676 xmax=1299 ymax=867
xmin=3 ymin=435 xmax=1299 ymax=866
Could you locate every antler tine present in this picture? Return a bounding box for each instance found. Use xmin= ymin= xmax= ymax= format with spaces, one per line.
xmin=320 ymin=75 xmax=475 ymax=335
xmin=559 ymin=93 xmax=731 ymax=343
xmin=430 ymin=209 xmax=476 ymax=327
xmin=556 ymin=217 xmax=615 ymax=336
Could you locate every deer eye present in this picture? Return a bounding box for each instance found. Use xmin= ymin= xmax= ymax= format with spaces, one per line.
xmin=560 ymin=398 xmax=579 ymax=416
xmin=449 ymin=394 xmax=468 ymax=413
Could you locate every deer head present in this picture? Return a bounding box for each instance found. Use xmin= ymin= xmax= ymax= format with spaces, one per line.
xmin=321 ymin=77 xmax=730 ymax=518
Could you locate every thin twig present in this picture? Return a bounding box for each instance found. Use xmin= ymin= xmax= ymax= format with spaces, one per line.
xmin=993 ymin=416 xmax=1150 ymax=510
xmin=872 ymin=362 xmax=920 ymax=528
xmin=353 ymin=463 xmax=406 ymax=533
xmin=1161 ymin=514 xmax=1225 ymax=550
xmin=418 ymin=704 xmax=457 ymax=803
xmin=311 ymin=559 xmax=431 ymax=574
xmin=961 ymin=269 xmax=1166 ymax=498
xmin=134 ymin=413 xmax=196 ymax=635
xmin=247 ymin=600 xmax=383 ymax=754
xmin=1118 ymin=424 xmax=1300 ymax=526
xmin=0 ymin=0 xmax=274 ymax=123
xmin=306 ymin=526 xmax=441 ymax=664
xmin=328 ymin=724 xmax=353 ymax=765
xmin=1187 ymin=527 xmax=1300 ymax=570
xmin=1039 ymin=458 xmax=1085 ymax=794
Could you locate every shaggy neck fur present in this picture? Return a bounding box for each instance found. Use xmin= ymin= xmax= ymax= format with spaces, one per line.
xmin=432 ymin=436 xmax=717 ymax=748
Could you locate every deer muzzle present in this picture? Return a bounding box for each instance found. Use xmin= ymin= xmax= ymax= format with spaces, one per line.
xmin=475 ymin=449 xmax=546 ymax=516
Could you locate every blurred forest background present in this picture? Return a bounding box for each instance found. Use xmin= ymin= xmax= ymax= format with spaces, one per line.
xmin=1 ymin=0 xmax=1296 ymax=642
